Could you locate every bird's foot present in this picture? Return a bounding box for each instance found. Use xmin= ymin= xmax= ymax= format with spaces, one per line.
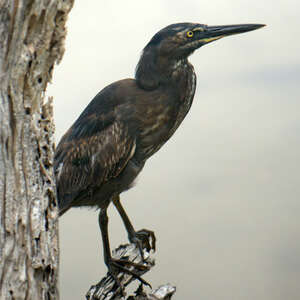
xmin=129 ymin=228 xmax=156 ymax=260
xmin=106 ymin=258 xmax=151 ymax=296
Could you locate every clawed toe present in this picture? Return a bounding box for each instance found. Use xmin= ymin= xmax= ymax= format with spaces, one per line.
xmin=106 ymin=258 xmax=152 ymax=294
xmin=129 ymin=228 xmax=156 ymax=260
xmin=113 ymin=258 xmax=150 ymax=271
xmin=136 ymin=229 xmax=156 ymax=252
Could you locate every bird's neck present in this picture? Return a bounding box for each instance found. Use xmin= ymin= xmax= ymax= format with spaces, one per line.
xmin=134 ymin=56 xmax=196 ymax=161
xmin=135 ymin=47 xmax=191 ymax=90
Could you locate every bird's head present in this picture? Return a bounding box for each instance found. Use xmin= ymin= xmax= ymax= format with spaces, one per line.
xmin=136 ymin=22 xmax=265 ymax=90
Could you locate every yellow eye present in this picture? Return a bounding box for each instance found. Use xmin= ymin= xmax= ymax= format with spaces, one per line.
xmin=186 ymin=31 xmax=194 ymax=38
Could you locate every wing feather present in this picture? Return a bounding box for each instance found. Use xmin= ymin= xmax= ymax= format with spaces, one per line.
xmin=54 ymin=117 xmax=135 ymax=213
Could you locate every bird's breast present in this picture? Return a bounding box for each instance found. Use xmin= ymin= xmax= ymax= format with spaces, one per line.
xmin=136 ymin=64 xmax=197 ymax=160
xmin=169 ymin=64 xmax=196 ymax=135
xmin=137 ymin=105 xmax=173 ymax=157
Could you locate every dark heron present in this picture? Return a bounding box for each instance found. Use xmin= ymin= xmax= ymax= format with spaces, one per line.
xmin=55 ymin=22 xmax=265 ymax=287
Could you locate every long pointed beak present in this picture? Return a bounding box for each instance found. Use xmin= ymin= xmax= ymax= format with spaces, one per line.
xmin=200 ymin=23 xmax=266 ymax=44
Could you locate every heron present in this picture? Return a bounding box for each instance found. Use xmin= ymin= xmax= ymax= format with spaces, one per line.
xmin=54 ymin=22 xmax=265 ymax=289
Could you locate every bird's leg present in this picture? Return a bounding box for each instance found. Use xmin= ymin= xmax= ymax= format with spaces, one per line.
xmin=112 ymin=195 xmax=156 ymax=259
xmin=98 ymin=207 xmax=151 ymax=293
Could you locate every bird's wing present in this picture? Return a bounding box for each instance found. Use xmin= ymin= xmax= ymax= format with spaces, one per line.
xmin=54 ymin=112 xmax=136 ymax=213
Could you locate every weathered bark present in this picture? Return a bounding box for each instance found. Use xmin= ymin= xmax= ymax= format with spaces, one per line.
xmin=86 ymin=244 xmax=176 ymax=300
xmin=0 ymin=1 xmax=74 ymax=299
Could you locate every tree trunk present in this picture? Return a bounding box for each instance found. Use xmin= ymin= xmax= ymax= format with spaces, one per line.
xmin=0 ymin=1 xmax=74 ymax=299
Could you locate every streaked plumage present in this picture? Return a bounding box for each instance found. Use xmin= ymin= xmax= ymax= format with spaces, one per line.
xmin=55 ymin=61 xmax=196 ymax=214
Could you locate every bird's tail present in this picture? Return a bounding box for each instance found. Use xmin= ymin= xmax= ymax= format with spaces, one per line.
xmin=58 ymin=206 xmax=70 ymax=217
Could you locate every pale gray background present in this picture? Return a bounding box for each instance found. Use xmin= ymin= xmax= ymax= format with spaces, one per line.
xmin=47 ymin=0 xmax=300 ymax=299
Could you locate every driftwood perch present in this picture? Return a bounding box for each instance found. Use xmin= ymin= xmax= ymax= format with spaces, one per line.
xmin=86 ymin=243 xmax=176 ymax=300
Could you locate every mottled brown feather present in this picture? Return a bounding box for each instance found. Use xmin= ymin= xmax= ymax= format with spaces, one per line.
xmin=55 ymin=118 xmax=135 ymax=213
